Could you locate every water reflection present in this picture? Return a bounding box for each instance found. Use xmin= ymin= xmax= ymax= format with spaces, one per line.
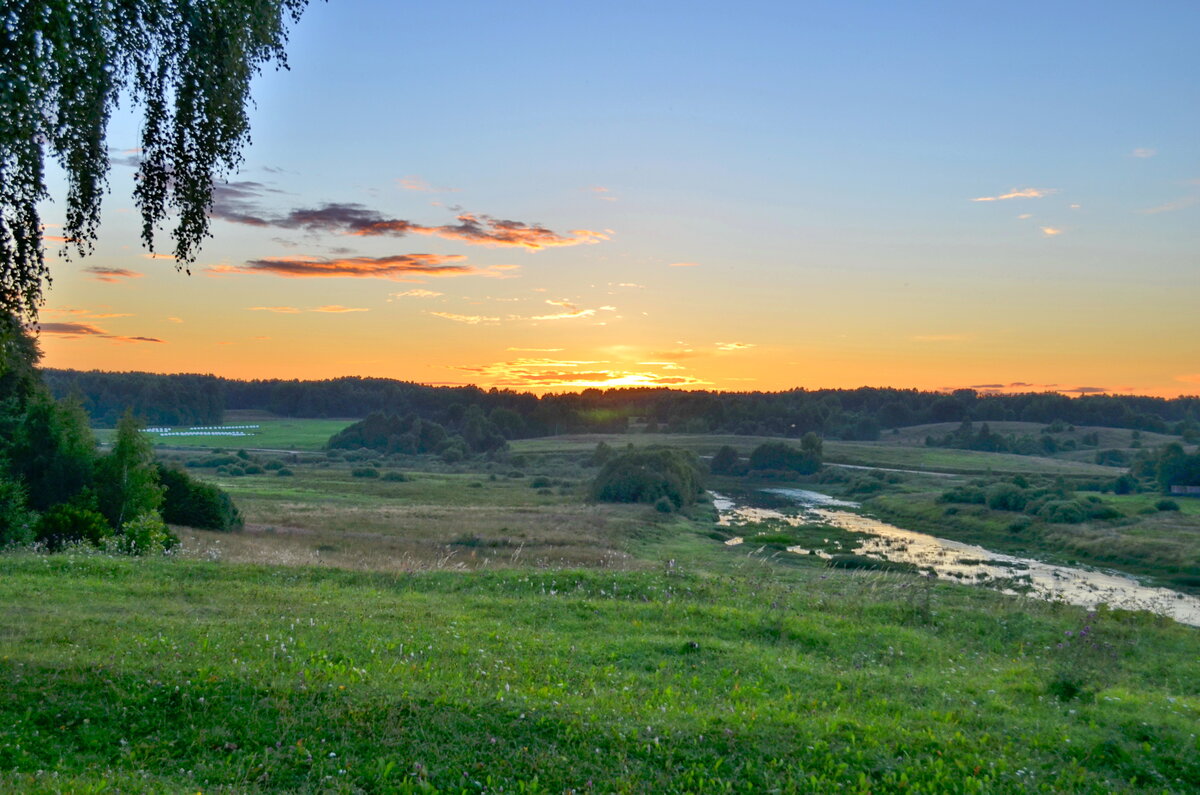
xmin=712 ymin=490 xmax=1200 ymax=627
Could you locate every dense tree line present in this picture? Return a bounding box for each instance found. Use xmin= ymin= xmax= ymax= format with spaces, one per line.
xmin=44 ymin=371 xmax=1200 ymax=440
xmin=1 ymin=318 xmax=240 ymax=551
xmin=327 ymin=406 xmax=508 ymax=460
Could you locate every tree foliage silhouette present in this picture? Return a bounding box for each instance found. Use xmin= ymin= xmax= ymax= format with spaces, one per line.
xmin=0 ymin=0 xmax=311 ymax=318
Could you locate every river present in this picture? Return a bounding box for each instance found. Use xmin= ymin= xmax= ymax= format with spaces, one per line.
xmin=712 ymin=488 xmax=1200 ymax=627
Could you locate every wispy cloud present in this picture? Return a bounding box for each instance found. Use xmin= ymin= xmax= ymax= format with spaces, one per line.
xmin=1131 ymin=148 xmax=1157 ymax=158
xmin=971 ymin=187 xmax=1057 ymax=202
xmin=715 ymin=342 xmax=755 ymax=351
xmin=397 ymin=175 xmax=459 ymax=193
xmin=1040 ymin=226 xmax=1063 ymax=237
xmin=668 ymin=261 xmax=700 ymax=267
xmin=1138 ymin=196 xmax=1199 ymax=215
xmin=389 ymin=289 xmax=443 ymax=299
xmin=46 ymin=307 xmax=132 ymax=320
xmin=650 ymin=348 xmax=700 ymax=360
xmin=589 ymin=186 xmax=617 ymax=202
xmin=209 ymin=253 xmax=489 ymax=281
xmin=529 ymin=299 xmax=615 ymax=321
xmin=84 ymin=266 xmax=143 ymax=282
xmin=507 ymin=347 xmax=564 ymax=352
xmin=430 ymin=312 xmax=500 ymax=325
xmin=245 ymin=305 xmax=368 ymax=314
xmin=38 ymin=322 xmax=163 ymax=344
xmin=452 ymin=358 xmax=707 ymax=389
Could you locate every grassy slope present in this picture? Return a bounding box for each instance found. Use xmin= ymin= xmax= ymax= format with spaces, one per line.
xmin=512 ymin=433 xmax=1116 ymax=476
xmin=1 ymin=552 xmax=1198 ymax=793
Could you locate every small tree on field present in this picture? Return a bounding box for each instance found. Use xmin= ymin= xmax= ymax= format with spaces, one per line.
xmin=96 ymin=409 xmax=163 ymax=529
xmin=709 ymin=445 xmax=740 ymax=475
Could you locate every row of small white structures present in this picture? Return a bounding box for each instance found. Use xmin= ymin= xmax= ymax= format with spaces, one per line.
xmin=145 ymin=424 xmax=261 ymax=437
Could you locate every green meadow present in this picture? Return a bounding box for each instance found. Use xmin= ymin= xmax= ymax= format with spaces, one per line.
xmin=5 ymin=414 xmax=1198 ymax=792
xmin=95 ymin=414 xmax=357 ymax=452
xmin=2 ymin=552 xmax=1198 ymax=793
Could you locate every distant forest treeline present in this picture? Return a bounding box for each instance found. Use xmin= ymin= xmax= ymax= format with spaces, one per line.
xmin=44 ymin=370 xmax=1200 ymax=440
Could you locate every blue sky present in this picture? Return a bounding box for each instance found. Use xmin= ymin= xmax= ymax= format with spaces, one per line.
xmin=39 ymin=1 xmax=1200 ymax=395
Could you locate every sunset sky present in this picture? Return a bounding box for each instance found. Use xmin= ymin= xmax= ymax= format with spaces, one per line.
xmin=35 ymin=1 xmax=1200 ymax=397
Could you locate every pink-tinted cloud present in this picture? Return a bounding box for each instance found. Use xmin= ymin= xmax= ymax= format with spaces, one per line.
xmin=397 ymin=176 xmax=459 ymax=193
xmin=420 ymin=213 xmax=609 ymax=250
xmin=209 ymin=191 xmax=608 ymax=251
xmin=210 ymin=253 xmax=476 ymax=280
xmin=84 ymin=266 xmax=143 ymax=282
xmin=38 ymin=322 xmax=163 ymax=344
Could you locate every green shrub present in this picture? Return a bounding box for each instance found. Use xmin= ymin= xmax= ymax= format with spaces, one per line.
xmin=530 ymin=476 xmax=553 ymax=488
xmin=939 ymin=486 xmax=986 ymax=504
xmin=591 ymin=448 xmax=704 ymax=509
xmin=196 ymin=454 xmax=238 ymax=468
xmin=748 ymin=441 xmax=821 ymax=475
xmin=157 ymin=465 xmax=243 ymax=531
xmin=242 ymin=464 xmax=264 ymax=475
xmin=846 ymin=478 xmax=883 ymax=496
xmin=264 ymin=459 xmax=284 ymax=470
xmin=107 ymin=512 xmax=179 ymax=556
xmin=34 ymin=502 xmax=113 ymax=550
xmin=1155 ymin=499 xmax=1180 ymax=512
xmin=351 ymin=467 xmax=380 ymax=478
xmin=985 ymin=483 xmax=1028 ymax=511
xmin=380 ymin=471 xmax=409 ymax=482
xmin=654 ymin=496 xmax=674 ymax=513
xmin=1037 ymin=500 xmax=1087 ymax=524
xmin=276 ymin=468 xmax=295 ymax=477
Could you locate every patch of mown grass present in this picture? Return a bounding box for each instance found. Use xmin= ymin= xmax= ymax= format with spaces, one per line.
xmin=96 ymin=417 xmax=359 ymax=452
xmin=1 ymin=553 xmax=1197 ymax=793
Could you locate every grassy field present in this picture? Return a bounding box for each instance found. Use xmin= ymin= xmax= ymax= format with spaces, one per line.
xmin=879 ymin=422 xmax=1181 ymax=452
xmin=1 ymin=552 xmax=1198 ymax=793
xmin=511 ymin=433 xmax=1118 ymax=476
xmin=165 ymin=450 xmax=665 ymax=573
xmin=96 ymin=413 xmax=357 ymax=452
xmin=6 ymin=419 xmax=1193 ymax=791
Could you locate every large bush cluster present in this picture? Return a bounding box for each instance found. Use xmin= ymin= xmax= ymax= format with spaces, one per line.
xmin=591 ymin=448 xmax=705 ymax=511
